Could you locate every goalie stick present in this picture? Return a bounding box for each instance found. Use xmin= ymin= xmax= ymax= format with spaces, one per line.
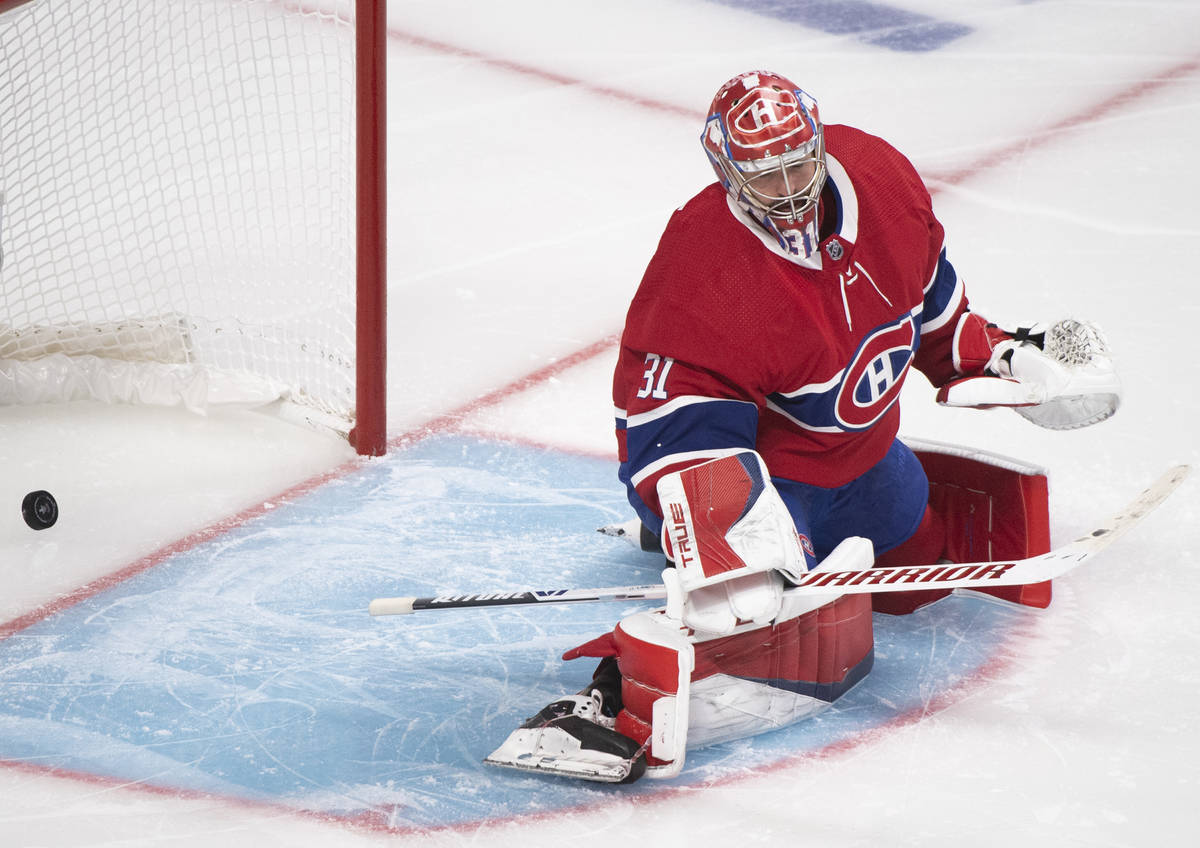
xmin=368 ymin=464 xmax=1190 ymax=617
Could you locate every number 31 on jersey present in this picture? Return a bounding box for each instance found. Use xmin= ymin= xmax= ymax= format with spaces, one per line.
xmin=637 ymin=354 xmax=675 ymax=400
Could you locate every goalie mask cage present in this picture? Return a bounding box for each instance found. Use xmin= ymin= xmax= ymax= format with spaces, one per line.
xmin=0 ymin=0 xmax=387 ymax=456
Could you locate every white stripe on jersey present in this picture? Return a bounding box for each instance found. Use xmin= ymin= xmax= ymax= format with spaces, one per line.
xmin=623 ymin=394 xmax=757 ymax=428
xmin=629 ymin=447 xmax=749 ymax=489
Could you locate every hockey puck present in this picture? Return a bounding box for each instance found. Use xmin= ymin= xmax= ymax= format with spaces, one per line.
xmin=21 ymin=490 xmax=58 ymax=530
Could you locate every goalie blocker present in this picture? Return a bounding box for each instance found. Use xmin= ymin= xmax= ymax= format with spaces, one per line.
xmin=485 ymin=441 xmax=1053 ymax=782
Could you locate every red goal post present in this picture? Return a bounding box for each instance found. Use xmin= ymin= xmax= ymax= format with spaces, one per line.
xmin=0 ymin=0 xmax=387 ymax=456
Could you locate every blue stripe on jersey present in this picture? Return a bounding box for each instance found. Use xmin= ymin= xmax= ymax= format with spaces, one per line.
xmin=920 ymin=248 xmax=963 ymax=334
xmin=733 ymin=452 xmax=766 ymax=525
xmin=618 ymin=398 xmax=759 ymax=529
xmin=623 ymin=398 xmax=759 ymax=478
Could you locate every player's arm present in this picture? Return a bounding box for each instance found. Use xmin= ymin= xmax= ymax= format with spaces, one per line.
xmin=936 ymin=315 xmax=1122 ymax=429
xmin=615 ymin=346 xmax=761 ymax=534
xmin=910 ymin=243 xmax=969 ymax=386
xmin=617 ymin=348 xmax=815 ymax=631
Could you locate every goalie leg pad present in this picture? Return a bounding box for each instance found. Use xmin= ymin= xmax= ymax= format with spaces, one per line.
xmin=870 ymin=504 xmax=951 ymax=615
xmin=612 ymin=610 xmax=695 ymax=778
xmin=686 ymin=593 xmax=874 ymax=748
xmin=896 ymin=440 xmax=1053 ymax=609
xmin=612 ymin=594 xmax=874 ymax=777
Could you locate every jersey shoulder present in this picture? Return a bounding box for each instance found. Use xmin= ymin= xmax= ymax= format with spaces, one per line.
xmin=621 ymin=185 xmax=798 ymax=384
xmin=825 ymin=124 xmax=932 ymax=210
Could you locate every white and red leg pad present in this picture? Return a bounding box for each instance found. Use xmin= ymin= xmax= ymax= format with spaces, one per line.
xmin=871 ymin=505 xmax=951 ymax=615
xmin=611 ymin=593 xmax=874 ymax=778
xmin=876 ymin=439 xmax=1052 ymax=614
xmin=611 ymin=611 xmax=695 ymax=778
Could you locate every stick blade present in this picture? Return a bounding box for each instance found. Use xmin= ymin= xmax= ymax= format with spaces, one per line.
xmin=1064 ymin=464 xmax=1191 ymax=557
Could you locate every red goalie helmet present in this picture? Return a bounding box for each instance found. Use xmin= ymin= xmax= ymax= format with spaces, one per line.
xmin=701 ymin=71 xmax=827 ymax=258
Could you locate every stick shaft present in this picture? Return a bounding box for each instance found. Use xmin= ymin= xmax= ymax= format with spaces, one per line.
xmin=369 ymin=585 xmax=666 ymax=616
xmin=369 ymin=465 xmax=1188 ymax=616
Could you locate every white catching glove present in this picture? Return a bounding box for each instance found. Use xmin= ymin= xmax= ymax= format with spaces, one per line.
xmin=938 ymin=317 xmax=1122 ymax=430
xmin=656 ymin=450 xmax=807 ymax=635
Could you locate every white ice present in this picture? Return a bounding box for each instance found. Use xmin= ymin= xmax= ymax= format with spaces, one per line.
xmin=2 ymin=0 xmax=1199 ymax=844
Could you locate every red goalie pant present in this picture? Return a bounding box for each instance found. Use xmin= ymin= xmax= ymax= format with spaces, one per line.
xmin=567 ymin=593 xmax=873 ymax=778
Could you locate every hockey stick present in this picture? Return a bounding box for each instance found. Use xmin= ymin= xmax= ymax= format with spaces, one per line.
xmin=368 ymin=584 xmax=668 ymax=616
xmin=368 ymin=464 xmax=1190 ymax=616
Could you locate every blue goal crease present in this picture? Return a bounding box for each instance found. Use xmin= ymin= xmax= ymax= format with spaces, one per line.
xmin=706 ymin=0 xmax=972 ymax=52
xmin=0 ymin=434 xmax=1029 ymax=829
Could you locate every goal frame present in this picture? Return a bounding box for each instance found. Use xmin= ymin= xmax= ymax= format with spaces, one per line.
xmin=354 ymin=0 xmax=387 ymax=456
xmin=0 ymin=0 xmax=388 ymax=457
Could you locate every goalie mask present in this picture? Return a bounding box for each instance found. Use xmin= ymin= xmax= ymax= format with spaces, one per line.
xmin=702 ymin=71 xmax=827 ymax=259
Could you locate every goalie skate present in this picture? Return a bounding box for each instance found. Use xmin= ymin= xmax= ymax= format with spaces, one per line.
xmin=485 ymin=690 xmax=647 ymax=783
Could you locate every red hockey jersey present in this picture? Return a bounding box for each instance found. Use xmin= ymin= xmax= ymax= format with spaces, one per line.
xmin=614 ymin=124 xmax=971 ymax=528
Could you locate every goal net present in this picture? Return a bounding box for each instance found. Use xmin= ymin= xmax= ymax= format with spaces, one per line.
xmin=0 ymin=0 xmax=386 ymax=454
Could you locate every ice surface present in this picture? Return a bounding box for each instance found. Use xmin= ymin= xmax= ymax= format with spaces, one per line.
xmin=0 ymin=435 xmax=1046 ymax=830
xmin=2 ymin=0 xmax=1199 ymax=845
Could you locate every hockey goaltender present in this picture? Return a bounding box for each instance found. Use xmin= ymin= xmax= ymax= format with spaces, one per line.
xmin=486 ymin=70 xmax=1122 ymax=783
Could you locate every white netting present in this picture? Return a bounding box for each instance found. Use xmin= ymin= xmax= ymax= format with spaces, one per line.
xmin=1042 ymin=318 xmax=1111 ymax=368
xmin=0 ymin=0 xmax=359 ymax=427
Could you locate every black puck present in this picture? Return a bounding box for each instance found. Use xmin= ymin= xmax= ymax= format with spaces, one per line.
xmin=21 ymin=490 xmax=58 ymax=530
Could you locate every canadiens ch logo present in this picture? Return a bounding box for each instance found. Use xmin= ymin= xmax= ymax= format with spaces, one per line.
xmin=833 ymin=315 xmax=916 ymax=430
xmin=766 ymin=309 xmax=920 ymax=433
xmin=731 ymin=88 xmax=807 ymax=142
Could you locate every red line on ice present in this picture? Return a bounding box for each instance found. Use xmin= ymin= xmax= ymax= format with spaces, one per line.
xmin=388 ymin=332 xmax=621 ymax=448
xmin=0 ymin=755 xmax=389 ymax=834
xmin=0 ymin=460 xmax=363 ymax=642
xmin=926 ymin=56 xmax=1200 ymax=187
xmin=388 ymin=28 xmax=702 ymax=122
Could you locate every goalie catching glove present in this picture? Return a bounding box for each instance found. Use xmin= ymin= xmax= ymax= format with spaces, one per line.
xmin=937 ymin=314 xmax=1121 ymax=430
